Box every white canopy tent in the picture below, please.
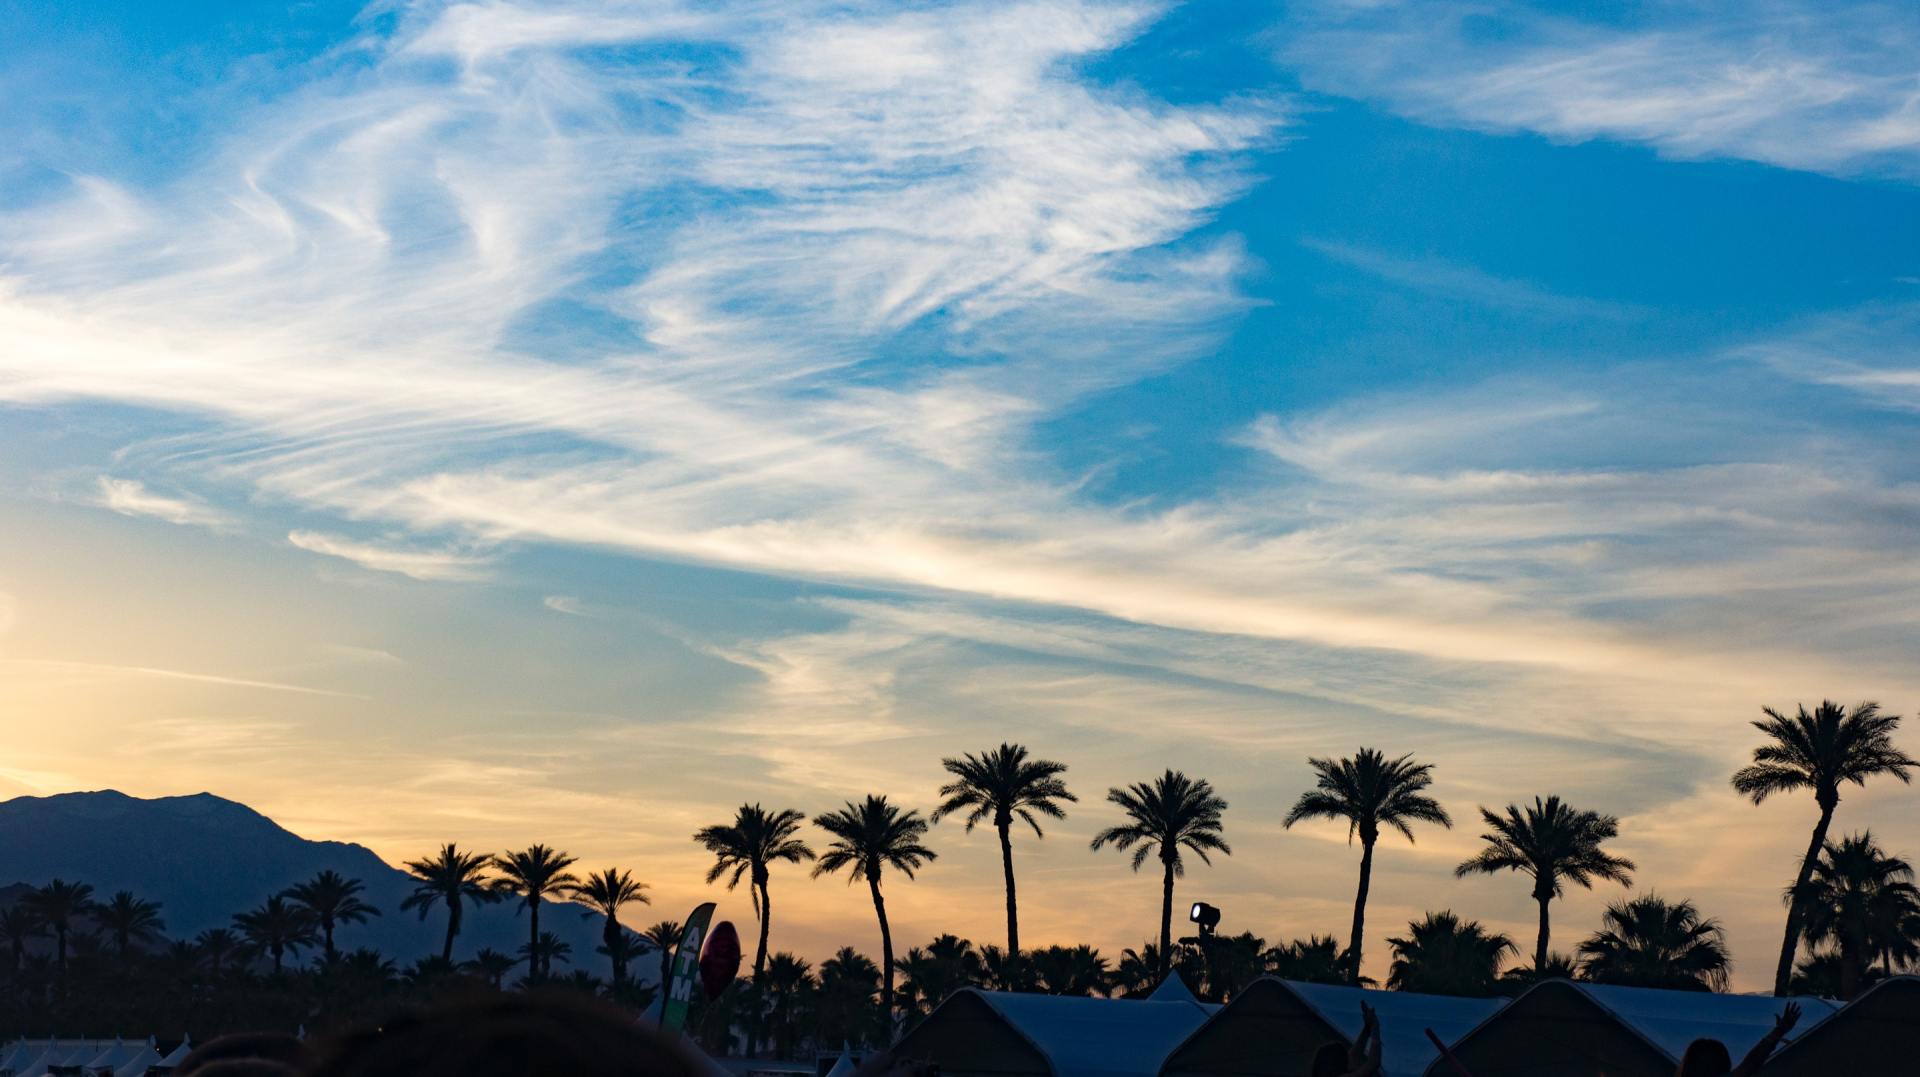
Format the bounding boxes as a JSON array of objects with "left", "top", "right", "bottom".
[
  {"left": 1429, "top": 980, "right": 1837, "bottom": 1077},
  {"left": 1160, "top": 977, "right": 1503, "bottom": 1077},
  {"left": 894, "top": 977, "right": 1218, "bottom": 1077}
]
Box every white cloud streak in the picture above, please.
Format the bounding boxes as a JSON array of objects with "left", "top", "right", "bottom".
[
  {"left": 287, "top": 530, "right": 494, "bottom": 581},
  {"left": 1282, "top": 0, "right": 1920, "bottom": 180},
  {"left": 94, "top": 476, "right": 231, "bottom": 529}
]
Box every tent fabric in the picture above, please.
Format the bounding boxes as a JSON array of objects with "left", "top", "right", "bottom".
[
  {"left": 822, "top": 1050, "right": 855, "bottom": 1077},
  {"left": 1160, "top": 977, "right": 1502, "bottom": 1077},
  {"left": 85, "top": 1039, "right": 143, "bottom": 1071},
  {"left": 896, "top": 988, "right": 1217, "bottom": 1077},
  {"left": 1429, "top": 981, "right": 1838, "bottom": 1077},
  {"left": 111, "top": 1045, "right": 163, "bottom": 1077},
  {"left": 1756, "top": 975, "right": 1919, "bottom": 1075}
]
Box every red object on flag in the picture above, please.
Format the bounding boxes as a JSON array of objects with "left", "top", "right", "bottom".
[{"left": 700, "top": 920, "right": 742, "bottom": 1001}]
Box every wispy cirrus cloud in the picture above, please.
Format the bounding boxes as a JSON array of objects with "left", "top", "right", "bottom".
[
  {"left": 1282, "top": 0, "right": 1920, "bottom": 180},
  {"left": 287, "top": 530, "right": 494, "bottom": 582},
  {"left": 94, "top": 476, "right": 231, "bottom": 529}
]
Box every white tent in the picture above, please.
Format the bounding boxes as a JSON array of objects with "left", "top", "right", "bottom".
[
  {"left": 1759, "top": 975, "right": 1919, "bottom": 1075},
  {"left": 1429, "top": 981, "right": 1838, "bottom": 1077},
  {"left": 84, "top": 1038, "right": 144, "bottom": 1073},
  {"left": 823, "top": 1049, "right": 856, "bottom": 1077},
  {"left": 112, "top": 1043, "right": 163, "bottom": 1077},
  {"left": 894, "top": 980, "right": 1218, "bottom": 1077},
  {"left": 1161, "top": 977, "right": 1503, "bottom": 1077},
  {"left": 154, "top": 1037, "right": 192, "bottom": 1071}
]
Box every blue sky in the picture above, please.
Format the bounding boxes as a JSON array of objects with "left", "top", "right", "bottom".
[{"left": 3, "top": 0, "right": 1920, "bottom": 986}]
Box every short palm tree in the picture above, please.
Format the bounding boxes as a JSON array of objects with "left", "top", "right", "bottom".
[
  {"left": 641, "top": 919, "right": 683, "bottom": 996},
  {"left": 0, "top": 906, "right": 42, "bottom": 975},
  {"left": 464, "top": 947, "right": 519, "bottom": 990},
  {"left": 1795, "top": 831, "right": 1919, "bottom": 999},
  {"left": 1577, "top": 894, "right": 1731, "bottom": 992},
  {"left": 194, "top": 927, "right": 242, "bottom": 978},
  {"left": 284, "top": 869, "right": 380, "bottom": 960},
  {"left": 932, "top": 742, "right": 1077, "bottom": 955},
  {"left": 23, "top": 879, "right": 99, "bottom": 979},
  {"left": 1454, "top": 795, "right": 1634, "bottom": 971},
  {"left": 519, "top": 931, "right": 572, "bottom": 980},
  {"left": 97, "top": 891, "right": 166, "bottom": 960},
  {"left": 1090, "top": 770, "right": 1230, "bottom": 975},
  {"left": 490, "top": 845, "right": 580, "bottom": 982},
  {"left": 694, "top": 804, "right": 815, "bottom": 987},
  {"left": 1386, "top": 911, "right": 1514, "bottom": 996},
  {"left": 401, "top": 843, "right": 498, "bottom": 962},
  {"left": 1266, "top": 935, "right": 1352, "bottom": 986},
  {"left": 760, "top": 952, "right": 814, "bottom": 1059},
  {"left": 1284, "top": 748, "right": 1450, "bottom": 983},
  {"left": 233, "top": 895, "right": 318, "bottom": 974},
  {"left": 812, "top": 795, "right": 937, "bottom": 1024},
  {"left": 1030, "top": 943, "right": 1111, "bottom": 997},
  {"left": 1732, "top": 700, "right": 1915, "bottom": 994},
  {"left": 570, "top": 867, "right": 651, "bottom": 985}
]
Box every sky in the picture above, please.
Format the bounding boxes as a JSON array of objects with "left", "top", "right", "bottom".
[{"left": 2, "top": 0, "right": 1920, "bottom": 990}]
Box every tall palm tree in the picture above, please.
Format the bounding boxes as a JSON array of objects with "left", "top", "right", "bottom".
[
  {"left": 490, "top": 845, "right": 579, "bottom": 982},
  {"left": 694, "top": 804, "right": 815, "bottom": 989},
  {"left": 284, "top": 869, "right": 380, "bottom": 960},
  {"left": 641, "top": 919, "right": 682, "bottom": 996},
  {"left": 1454, "top": 795, "right": 1634, "bottom": 971},
  {"left": 0, "top": 906, "right": 42, "bottom": 975},
  {"left": 1284, "top": 748, "right": 1451, "bottom": 983},
  {"left": 1794, "top": 831, "right": 1919, "bottom": 999},
  {"left": 401, "top": 844, "right": 497, "bottom": 962},
  {"left": 569, "top": 867, "right": 651, "bottom": 986},
  {"left": 194, "top": 927, "right": 242, "bottom": 979},
  {"left": 932, "top": 743, "right": 1077, "bottom": 955},
  {"left": 812, "top": 795, "right": 937, "bottom": 1024},
  {"left": 1577, "top": 894, "right": 1731, "bottom": 992},
  {"left": 233, "top": 895, "right": 318, "bottom": 975},
  {"left": 23, "top": 879, "right": 99, "bottom": 979},
  {"left": 1732, "top": 700, "right": 1915, "bottom": 995},
  {"left": 1089, "top": 769, "right": 1231, "bottom": 974},
  {"left": 1386, "top": 911, "right": 1514, "bottom": 996},
  {"left": 97, "top": 891, "right": 166, "bottom": 960}
]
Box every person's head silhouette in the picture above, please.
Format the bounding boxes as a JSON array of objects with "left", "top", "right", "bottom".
[{"left": 1676, "top": 1038, "right": 1734, "bottom": 1077}]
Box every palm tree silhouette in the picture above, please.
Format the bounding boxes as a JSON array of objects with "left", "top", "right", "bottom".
[
  {"left": 284, "top": 869, "right": 380, "bottom": 960},
  {"left": 23, "top": 879, "right": 99, "bottom": 981},
  {"left": 1030, "top": 943, "right": 1111, "bottom": 997},
  {"left": 694, "top": 804, "right": 815, "bottom": 989},
  {"left": 1089, "top": 769, "right": 1230, "bottom": 975},
  {"left": 1794, "top": 831, "right": 1919, "bottom": 999},
  {"left": 519, "top": 931, "right": 572, "bottom": 981},
  {"left": 97, "top": 891, "right": 166, "bottom": 960},
  {"left": 816, "top": 946, "right": 883, "bottom": 1048},
  {"left": 640, "top": 919, "right": 682, "bottom": 997},
  {"left": 194, "top": 927, "right": 242, "bottom": 979},
  {"left": 760, "top": 952, "right": 813, "bottom": 1059},
  {"left": 1576, "top": 894, "right": 1730, "bottom": 991},
  {"left": 932, "top": 742, "right": 1076, "bottom": 956},
  {"left": 1454, "top": 795, "right": 1634, "bottom": 971},
  {"left": 490, "top": 845, "right": 579, "bottom": 982},
  {"left": 1385, "top": 911, "right": 1513, "bottom": 996},
  {"left": 1284, "top": 748, "right": 1451, "bottom": 983},
  {"left": 1267, "top": 935, "right": 1352, "bottom": 985},
  {"left": 1732, "top": 700, "right": 1915, "bottom": 995},
  {"left": 233, "top": 895, "right": 318, "bottom": 975},
  {"left": 812, "top": 795, "right": 937, "bottom": 1025},
  {"left": 401, "top": 843, "right": 497, "bottom": 962},
  {"left": 570, "top": 867, "right": 651, "bottom": 986},
  {"left": 464, "top": 947, "right": 519, "bottom": 990},
  {"left": 0, "top": 905, "right": 42, "bottom": 976}
]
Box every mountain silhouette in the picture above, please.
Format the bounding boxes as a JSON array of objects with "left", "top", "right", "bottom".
[{"left": 0, "top": 789, "right": 629, "bottom": 975}]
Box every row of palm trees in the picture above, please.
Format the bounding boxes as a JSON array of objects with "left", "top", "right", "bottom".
[{"left": 680, "top": 700, "right": 1914, "bottom": 1011}]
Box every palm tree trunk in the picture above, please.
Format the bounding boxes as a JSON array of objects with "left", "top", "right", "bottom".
[
  {"left": 530, "top": 898, "right": 543, "bottom": 981},
  {"left": 324, "top": 919, "right": 336, "bottom": 961},
  {"left": 1534, "top": 895, "right": 1552, "bottom": 972},
  {"left": 442, "top": 898, "right": 461, "bottom": 963},
  {"left": 1774, "top": 801, "right": 1835, "bottom": 995},
  {"left": 1348, "top": 838, "right": 1375, "bottom": 985},
  {"left": 607, "top": 914, "right": 623, "bottom": 986},
  {"left": 1159, "top": 856, "right": 1175, "bottom": 978},
  {"left": 998, "top": 821, "right": 1020, "bottom": 955},
  {"left": 756, "top": 879, "right": 772, "bottom": 983},
  {"left": 868, "top": 873, "right": 895, "bottom": 1029}
]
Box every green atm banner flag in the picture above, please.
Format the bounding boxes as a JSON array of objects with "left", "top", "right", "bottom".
[{"left": 660, "top": 902, "right": 716, "bottom": 1035}]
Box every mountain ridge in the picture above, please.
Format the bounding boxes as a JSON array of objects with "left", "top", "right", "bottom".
[{"left": 0, "top": 789, "right": 631, "bottom": 977}]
